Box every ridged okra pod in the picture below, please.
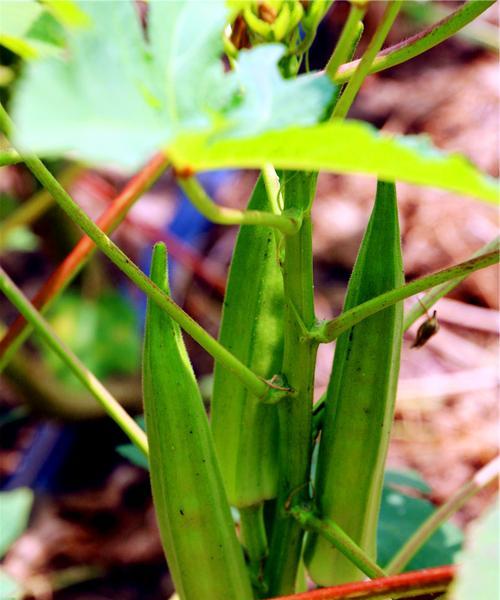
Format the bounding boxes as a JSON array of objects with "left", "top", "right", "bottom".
[
  {"left": 211, "top": 175, "right": 283, "bottom": 509},
  {"left": 305, "top": 181, "right": 404, "bottom": 586},
  {"left": 143, "top": 243, "right": 253, "bottom": 600}
]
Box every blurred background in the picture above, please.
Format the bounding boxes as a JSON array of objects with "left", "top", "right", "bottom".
[{"left": 0, "top": 1, "right": 498, "bottom": 598}]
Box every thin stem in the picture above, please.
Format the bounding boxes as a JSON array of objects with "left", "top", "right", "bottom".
[
  {"left": 0, "top": 147, "right": 22, "bottom": 166},
  {"left": 269, "top": 565, "right": 455, "bottom": 600},
  {"left": 334, "top": 0, "right": 496, "bottom": 84},
  {"left": 386, "top": 457, "right": 500, "bottom": 575},
  {"left": 0, "top": 152, "right": 169, "bottom": 371},
  {"left": 0, "top": 267, "right": 148, "bottom": 456},
  {"left": 326, "top": 2, "right": 366, "bottom": 80},
  {"left": 240, "top": 504, "right": 269, "bottom": 563},
  {"left": 332, "top": 0, "right": 402, "bottom": 119},
  {"left": 261, "top": 163, "right": 283, "bottom": 215},
  {"left": 0, "top": 164, "right": 83, "bottom": 245},
  {"left": 290, "top": 506, "right": 386, "bottom": 580},
  {"left": 0, "top": 106, "right": 271, "bottom": 401},
  {"left": 404, "top": 236, "right": 500, "bottom": 330},
  {"left": 314, "top": 249, "right": 499, "bottom": 343},
  {"left": 177, "top": 176, "right": 301, "bottom": 235}
]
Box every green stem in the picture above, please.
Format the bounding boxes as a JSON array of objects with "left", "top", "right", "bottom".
[
  {"left": 265, "top": 173, "right": 318, "bottom": 596},
  {"left": 404, "top": 236, "right": 500, "bottom": 330},
  {"left": 332, "top": 0, "right": 402, "bottom": 119},
  {"left": 290, "top": 505, "right": 387, "bottom": 580},
  {"left": 0, "top": 164, "right": 83, "bottom": 246},
  {"left": 314, "top": 248, "right": 499, "bottom": 343},
  {"left": 177, "top": 176, "right": 300, "bottom": 235},
  {"left": 334, "top": 0, "right": 496, "bottom": 84},
  {"left": 0, "top": 104, "right": 270, "bottom": 402},
  {"left": 0, "top": 267, "right": 148, "bottom": 456},
  {"left": 386, "top": 456, "right": 500, "bottom": 575},
  {"left": 0, "top": 147, "right": 22, "bottom": 166},
  {"left": 326, "top": 2, "right": 366, "bottom": 80},
  {"left": 240, "top": 504, "right": 269, "bottom": 563}
]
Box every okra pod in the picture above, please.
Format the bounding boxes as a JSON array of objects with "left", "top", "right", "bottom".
[
  {"left": 211, "top": 175, "right": 283, "bottom": 509},
  {"left": 304, "top": 181, "right": 404, "bottom": 585},
  {"left": 143, "top": 243, "right": 253, "bottom": 600}
]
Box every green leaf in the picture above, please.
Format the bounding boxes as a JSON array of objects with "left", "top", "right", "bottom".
[
  {"left": 11, "top": 0, "right": 334, "bottom": 169},
  {"left": 378, "top": 475, "right": 462, "bottom": 571},
  {"left": 0, "top": 488, "right": 34, "bottom": 558},
  {"left": 0, "top": 0, "right": 65, "bottom": 58},
  {"left": 384, "top": 469, "right": 432, "bottom": 494},
  {"left": 37, "top": 292, "right": 140, "bottom": 386},
  {"left": 453, "top": 500, "right": 499, "bottom": 600},
  {"left": 169, "top": 122, "right": 499, "bottom": 203},
  {"left": 222, "top": 45, "right": 334, "bottom": 137}
]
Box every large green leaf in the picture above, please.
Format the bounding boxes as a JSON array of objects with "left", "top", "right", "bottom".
[
  {"left": 0, "top": 0, "right": 65, "bottom": 58},
  {"left": 0, "top": 488, "right": 34, "bottom": 558},
  {"left": 453, "top": 500, "right": 499, "bottom": 600},
  {"left": 169, "top": 122, "right": 499, "bottom": 203},
  {"left": 378, "top": 471, "right": 462, "bottom": 570},
  {"left": 12, "top": 0, "right": 334, "bottom": 169},
  {"left": 37, "top": 291, "right": 140, "bottom": 387}
]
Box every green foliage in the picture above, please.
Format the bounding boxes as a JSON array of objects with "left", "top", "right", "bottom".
[
  {"left": 38, "top": 291, "right": 140, "bottom": 386},
  {"left": 0, "top": 487, "right": 34, "bottom": 558},
  {"left": 378, "top": 471, "right": 462, "bottom": 571},
  {"left": 453, "top": 500, "right": 499, "bottom": 600},
  {"left": 0, "top": 0, "right": 65, "bottom": 58},
  {"left": 12, "top": 0, "right": 333, "bottom": 169},
  {"left": 171, "top": 123, "right": 498, "bottom": 203}
]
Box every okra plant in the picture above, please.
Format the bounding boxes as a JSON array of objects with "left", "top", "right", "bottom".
[{"left": 0, "top": 1, "right": 498, "bottom": 599}]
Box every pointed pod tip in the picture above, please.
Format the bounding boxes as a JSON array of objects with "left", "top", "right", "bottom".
[{"left": 149, "top": 243, "right": 169, "bottom": 294}]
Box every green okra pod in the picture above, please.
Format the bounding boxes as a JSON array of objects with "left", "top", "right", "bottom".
[
  {"left": 304, "top": 181, "right": 404, "bottom": 586},
  {"left": 211, "top": 174, "right": 284, "bottom": 510},
  {"left": 143, "top": 243, "right": 253, "bottom": 600}
]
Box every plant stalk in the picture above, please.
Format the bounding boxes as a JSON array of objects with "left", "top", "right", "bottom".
[
  {"left": 0, "top": 164, "right": 83, "bottom": 245},
  {"left": 290, "top": 506, "right": 386, "bottom": 580},
  {"left": 0, "top": 152, "right": 169, "bottom": 371},
  {"left": 177, "top": 175, "right": 301, "bottom": 235},
  {"left": 326, "top": 2, "right": 366, "bottom": 80},
  {"left": 0, "top": 104, "right": 271, "bottom": 401},
  {"left": 404, "top": 235, "right": 500, "bottom": 330},
  {"left": 334, "top": 0, "right": 496, "bottom": 84},
  {"left": 332, "top": 0, "right": 402, "bottom": 119},
  {"left": 315, "top": 249, "right": 499, "bottom": 343},
  {"left": 269, "top": 565, "right": 455, "bottom": 600},
  {"left": 265, "top": 172, "right": 318, "bottom": 596},
  {"left": 0, "top": 267, "right": 148, "bottom": 456}
]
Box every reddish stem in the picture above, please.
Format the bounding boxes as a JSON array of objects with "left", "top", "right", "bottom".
[
  {"left": 0, "top": 152, "right": 169, "bottom": 360},
  {"left": 271, "top": 566, "right": 455, "bottom": 600}
]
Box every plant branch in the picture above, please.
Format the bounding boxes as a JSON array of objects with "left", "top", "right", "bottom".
[
  {"left": 290, "top": 505, "right": 386, "bottom": 580},
  {"left": 0, "top": 164, "right": 83, "bottom": 246},
  {"left": 332, "top": 0, "right": 403, "bottom": 119},
  {"left": 0, "top": 105, "right": 271, "bottom": 402},
  {"left": 326, "top": 2, "right": 366, "bottom": 80},
  {"left": 0, "top": 147, "right": 22, "bottom": 166},
  {"left": 0, "top": 153, "right": 168, "bottom": 371},
  {"left": 177, "top": 175, "right": 301, "bottom": 235},
  {"left": 334, "top": 0, "right": 496, "bottom": 84},
  {"left": 0, "top": 266, "right": 148, "bottom": 456},
  {"left": 314, "top": 249, "right": 499, "bottom": 343},
  {"left": 404, "top": 235, "right": 500, "bottom": 330},
  {"left": 386, "top": 456, "right": 500, "bottom": 575},
  {"left": 270, "top": 565, "right": 455, "bottom": 600}
]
